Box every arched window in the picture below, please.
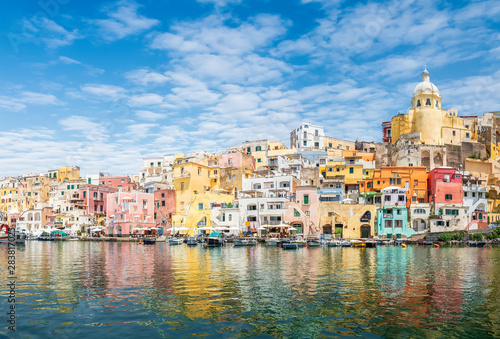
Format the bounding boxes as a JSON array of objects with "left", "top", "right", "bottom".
[
  {"left": 228, "top": 214, "right": 232, "bottom": 221},
  {"left": 416, "top": 100, "right": 421, "bottom": 107},
  {"left": 435, "top": 100, "right": 439, "bottom": 108},
  {"left": 426, "top": 98, "right": 431, "bottom": 106}
]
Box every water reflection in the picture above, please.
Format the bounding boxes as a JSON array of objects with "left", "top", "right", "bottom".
[{"left": 1, "top": 242, "right": 499, "bottom": 338}]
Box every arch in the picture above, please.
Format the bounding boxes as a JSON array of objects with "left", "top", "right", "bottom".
[
  {"left": 421, "top": 150, "right": 431, "bottom": 171},
  {"left": 116, "top": 225, "right": 122, "bottom": 235},
  {"left": 413, "top": 218, "right": 427, "bottom": 232},
  {"left": 28, "top": 213, "right": 33, "bottom": 221},
  {"left": 426, "top": 98, "right": 431, "bottom": 106},
  {"left": 34, "top": 213, "right": 41, "bottom": 221},
  {"left": 322, "top": 224, "right": 332, "bottom": 234},
  {"left": 434, "top": 151, "right": 443, "bottom": 167},
  {"left": 416, "top": 99, "right": 421, "bottom": 107},
  {"left": 360, "top": 224, "right": 371, "bottom": 238},
  {"left": 1, "top": 199, "right": 4, "bottom": 204}
]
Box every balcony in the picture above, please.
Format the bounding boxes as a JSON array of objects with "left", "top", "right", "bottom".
[
  {"left": 174, "top": 171, "right": 191, "bottom": 179},
  {"left": 383, "top": 214, "right": 393, "bottom": 219}
]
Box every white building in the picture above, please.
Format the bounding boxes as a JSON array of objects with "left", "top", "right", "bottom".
[
  {"left": 139, "top": 155, "right": 177, "bottom": 188},
  {"left": 290, "top": 123, "right": 325, "bottom": 151}
]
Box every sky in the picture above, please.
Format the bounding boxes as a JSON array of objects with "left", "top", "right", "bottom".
[{"left": 1, "top": 0, "right": 499, "bottom": 177}]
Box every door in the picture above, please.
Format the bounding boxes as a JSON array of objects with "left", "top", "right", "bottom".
[{"left": 361, "top": 225, "right": 370, "bottom": 238}]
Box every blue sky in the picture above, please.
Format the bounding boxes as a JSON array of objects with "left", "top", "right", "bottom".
[{"left": 1, "top": 0, "right": 499, "bottom": 177}]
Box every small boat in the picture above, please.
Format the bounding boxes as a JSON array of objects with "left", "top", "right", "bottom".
[
  {"left": 467, "top": 241, "right": 486, "bottom": 248},
  {"left": 282, "top": 243, "right": 300, "bottom": 249},
  {"left": 156, "top": 235, "right": 166, "bottom": 242},
  {"left": 290, "top": 238, "right": 306, "bottom": 247},
  {"left": 169, "top": 238, "right": 184, "bottom": 245},
  {"left": 328, "top": 239, "right": 343, "bottom": 247},
  {"left": 306, "top": 236, "right": 321, "bottom": 247},
  {"left": 266, "top": 238, "right": 280, "bottom": 246},
  {"left": 187, "top": 237, "right": 198, "bottom": 246},
  {"left": 401, "top": 243, "right": 407, "bottom": 248},
  {"left": 351, "top": 239, "right": 366, "bottom": 248},
  {"left": 341, "top": 240, "right": 353, "bottom": 247},
  {"left": 233, "top": 238, "right": 257, "bottom": 246},
  {"left": 0, "top": 224, "right": 26, "bottom": 244},
  {"left": 143, "top": 238, "right": 157, "bottom": 245},
  {"left": 434, "top": 243, "right": 440, "bottom": 248},
  {"left": 424, "top": 241, "right": 434, "bottom": 246},
  {"left": 365, "top": 240, "right": 377, "bottom": 248},
  {"left": 206, "top": 232, "right": 224, "bottom": 247}
]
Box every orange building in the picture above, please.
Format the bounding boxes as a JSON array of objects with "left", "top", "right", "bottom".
[{"left": 359, "top": 166, "right": 428, "bottom": 207}]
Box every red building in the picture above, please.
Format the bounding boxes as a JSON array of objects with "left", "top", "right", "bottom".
[
  {"left": 78, "top": 185, "right": 117, "bottom": 216},
  {"left": 382, "top": 121, "right": 392, "bottom": 143},
  {"left": 154, "top": 189, "right": 176, "bottom": 226},
  {"left": 99, "top": 176, "right": 136, "bottom": 192},
  {"left": 428, "top": 167, "right": 463, "bottom": 204}
]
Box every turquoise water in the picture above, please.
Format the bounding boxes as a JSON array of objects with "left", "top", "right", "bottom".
[{"left": 1, "top": 242, "right": 499, "bottom": 338}]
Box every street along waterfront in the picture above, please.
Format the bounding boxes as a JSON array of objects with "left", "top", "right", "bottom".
[{"left": 1, "top": 241, "right": 499, "bottom": 338}]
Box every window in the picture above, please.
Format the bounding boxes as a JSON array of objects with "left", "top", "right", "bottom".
[
  {"left": 445, "top": 194, "right": 452, "bottom": 200},
  {"left": 395, "top": 220, "right": 403, "bottom": 228},
  {"left": 445, "top": 209, "right": 459, "bottom": 216},
  {"left": 329, "top": 143, "right": 332, "bottom": 148},
  {"left": 367, "top": 182, "right": 372, "bottom": 188},
  {"left": 396, "top": 209, "right": 402, "bottom": 215},
  {"left": 436, "top": 100, "right": 439, "bottom": 107},
  {"left": 158, "top": 162, "right": 161, "bottom": 167},
  {"left": 256, "top": 146, "right": 262, "bottom": 151},
  {"left": 384, "top": 220, "right": 393, "bottom": 228},
  {"left": 305, "top": 211, "right": 310, "bottom": 216},
  {"left": 294, "top": 209, "right": 300, "bottom": 217},
  {"left": 466, "top": 133, "right": 470, "bottom": 138},
  {"left": 198, "top": 168, "right": 202, "bottom": 175},
  {"left": 304, "top": 195, "right": 309, "bottom": 205},
  {"left": 143, "top": 200, "right": 147, "bottom": 209},
  {"left": 161, "top": 200, "right": 165, "bottom": 207},
  {"left": 416, "top": 99, "right": 421, "bottom": 107},
  {"left": 198, "top": 203, "right": 203, "bottom": 210},
  {"left": 452, "top": 131, "right": 456, "bottom": 136},
  {"left": 181, "top": 202, "right": 184, "bottom": 209},
  {"left": 385, "top": 195, "right": 391, "bottom": 202},
  {"left": 161, "top": 193, "right": 165, "bottom": 198},
  {"left": 426, "top": 98, "right": 431, "bottom": 106},
  {"left": 398, "top": 195, "right": 405, "bottom": 202},
  {"left": 247, "top": 147, "right": 251, "bottom": 153},
  {"left": 121, "top": 179, "right": 125, "bottom": 184},
  {"left": 257, "top": 158, "right": 262, "bottom": 163},
  {"left": 303, "top": 141, "right": 307, "bottom": 146},
  {"left": 100, "top": 193, "right": 103, "bottom": 200},
  {"left": 419, "top": 199, "right": 424, "bottom": 203},
  {"left": 349, "top": 167, "right": 354, "bottom": 174},
  {"left": 228, "top": 214, "right": 232, "bottom": 221},
  {"left": 151, "top": 162, "right": 154, "bottom": 167},
  {"left": 181, "top": 183, "right": 184, "bottom": 190}
]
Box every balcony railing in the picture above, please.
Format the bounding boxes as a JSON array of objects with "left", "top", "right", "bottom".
[{"left": 174, "top": 171, "right": 191, "bottom": 179}]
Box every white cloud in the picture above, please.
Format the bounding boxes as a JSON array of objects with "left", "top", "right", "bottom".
[
  {"left": 134, "top": 110, "right": 167, "bottom": 121},
  {"left": 81, "top": 84, "right": 127, "bottom": 100},
  {"left": 21, "top": 91, "right": 63, "bottom": 106},
  {"left": 0, "top": 97, "right": 26, "bottom": 112},
  {"left": 94, "top": 1, "right": 159, "bottom": 41},
  {"left": 125, "top": 68, "right": 169, "bottom": 86},
  {"left": 22, "top": 17, "right": 82, "bottom": 49},
  {"left": 196, "top": 0, "right": 242, "bottom": 7},
  {"left": 57, "top": 56, "right": 81, "bottom": 65},
  {"left": 129, "top": 93, "right": 164, "bottom": 106}
]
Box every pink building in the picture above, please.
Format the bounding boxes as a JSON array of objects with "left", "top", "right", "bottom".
[
  {"left": 78, "top": 184, "right": 116, "bottom": 216},
  {"left": 154, "top": 189, "right": 176, "bottom": 226},
  {"left": 428, "top": 167, "right": 463, "bottom": 204},
  {"left": 219, "top": 152, "right": 254, "bottom": 169},
  {"left": 284, "top": 186, "right": 320, "bottom": 235},
  {"left": 99, "top": 176, "right": 136, "bottom": 192},
  {"left": 106, "top": 192, "right": 155, "bottom": 236}
]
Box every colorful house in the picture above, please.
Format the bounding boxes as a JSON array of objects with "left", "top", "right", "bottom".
[
  {"left": 106, "top": 192, "right": 155, "bottom": 236},
  {"left": 376, "top": 187, "right": 415, "bottom": 238},
  {"left": 428, "top": 167, "right": 463, "bottom": 204}
]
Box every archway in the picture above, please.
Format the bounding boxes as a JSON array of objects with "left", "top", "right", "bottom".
[
  {"left": 116, "top": 225, "right": 122, "bottom": 236},
  {"left": 434, "top": 151, "right": 443, "bottom": 167},
  {"left": 421, "top": 150, "right": 431, "bottom": 171},
  {"left": 413, "top": 218, "right": 427, "bottom": 232},
  {"left": 360, "top": 225, "right": 371, "bottom": 238}
]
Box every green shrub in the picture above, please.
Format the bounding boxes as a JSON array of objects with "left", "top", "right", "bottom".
[
  {"left": 438, "top": 233, "right": 453, "bottom": 241},
  {"left": 471, "top": 233, "right": 484, "bottom": 241}
]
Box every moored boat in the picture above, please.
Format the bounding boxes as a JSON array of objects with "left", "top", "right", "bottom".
[
  {"left": 187, "top": 237, "right": 198, "bottom": 246},
  {"left": 328, "top": 239, "right": 343, "bottom": 247},
  {"left": 306, "top": 235, "right": 321, "bottom": 247},
  {"left": 365, "top": 240, "right": 377, "bottom": 248},
  {"left": 169, "top": 238, "right": 184, "bottom": 245},
  {"left": 143, "top": 238, "right": 157, "bottom": 245},
  {"left": 351, "top": 239, "right": 366, "bottom": 248},
  {"left": 233, "top": 238, "right": 257, "bottom": 246},
  {"left": 266, "top": 238, "right": 279, "bottom": 246},
  {"left": 206, "top": 232, "right": 224, "bottom": 247},
  {"left": 282, "top": 242, "right": 300, "bottom": 249},
  {"left": 0, "top": 224, "right": 26, "bottom": 244}
]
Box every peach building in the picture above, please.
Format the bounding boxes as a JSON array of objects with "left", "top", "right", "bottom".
[{"left": 106, "top": 191, "right": 155, "bottom": 236}]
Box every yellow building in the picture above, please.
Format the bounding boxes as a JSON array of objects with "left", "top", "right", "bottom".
[
  {"left": 391, "top": 69, "right": 469, "bottom": 146},
  {"left": 318, "top": 203, "right": 376, "bottom": 238},
  {"left": 172, "top": 157, "right": 234, "bottom": 234},
  {"left": 0, "top": 187, "right": 18, "bottom": 214},
  {"left": 52, "top": 166, "right": 80, "bottom": 183}
]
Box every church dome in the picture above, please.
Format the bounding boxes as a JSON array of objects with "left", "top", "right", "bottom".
[{"left": 413, "top": 68, "right": 440, "bottom": 97}]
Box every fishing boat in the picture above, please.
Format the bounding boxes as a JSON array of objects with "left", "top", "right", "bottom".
[
  {"left": 142, "top": 238, "right": 157, "bottom": 245},
  {"left": 206, "top": 232, "right": 224, "bottom": 247},
  {"left": 0, "top": 224, "right": 26, "bottom": 244},
  {"left": 306, "top": 235, "right": 321, "bottom": 247},
  {"left": 282, "top": 242, "right": 300, "bottom": 249},
  {"left": 351, "top": 239, "right": 366, "bottom": 248},
  {"left": 328, "top": 239, "right": 343, "bottom": 247},
  {"left": 266, "top": 238, "right": 280, "bottom": 246},
  {"left": 233, "top": 238, "right": 257, "bottom": 246},
  {"left": 364, "top": 240, "right": 377, "bottom": 248},
  {"left": 187, "top": 237, "right": 198, "bottom": 246},
  {"left": 169, "top": 238, "right": 184, "bottom": 245}
]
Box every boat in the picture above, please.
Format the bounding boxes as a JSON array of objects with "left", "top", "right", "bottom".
[
  {"left": 142, "top": 238, "right": 157, "bottom": 245},
  {"left": 289, "top": 236, "right": 306, "bottom": 248},
  {"left": 328, "top": 239, "right": 343, "bottom": 247},
  {"left": 187, "top": 237, "right": 198, "bottom": 246},
  {"left": 401, "top": 243, "right": 407, "bottom": 248},
  {"left": 468, "top": 241, "right": 487, "bottom": 248},
  {"left": 306, "top": 235, "right": 321, "bottom": 247},
  {"left": 282, "top": 242, "right": 300, "bottom": 249},
  {"left": 351, "top": 239, "right": 366, "bottom": 248},
  {"left": 156, "top": 235, "right": 166, "bottom": 242},
  {"left": 0, "top": 224, "right": 26, "bottom": 244},
  {"left": 266, "top": 238, "right": 280, "bottom": 246},
  {"left": 169, "top": 238, "right": 184, "bottom": 245},
  {"left": 365, "top": 240, "right": 377, "bottom": 248},
  {"left": 206, "top": 232, "right": 224, "bottom": 247},
  {"left": 233, "top": 238, "right": 257, "bottom": 246},
  {"left": 341, "top": 240, "right": 353, "bottom": 247}
]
